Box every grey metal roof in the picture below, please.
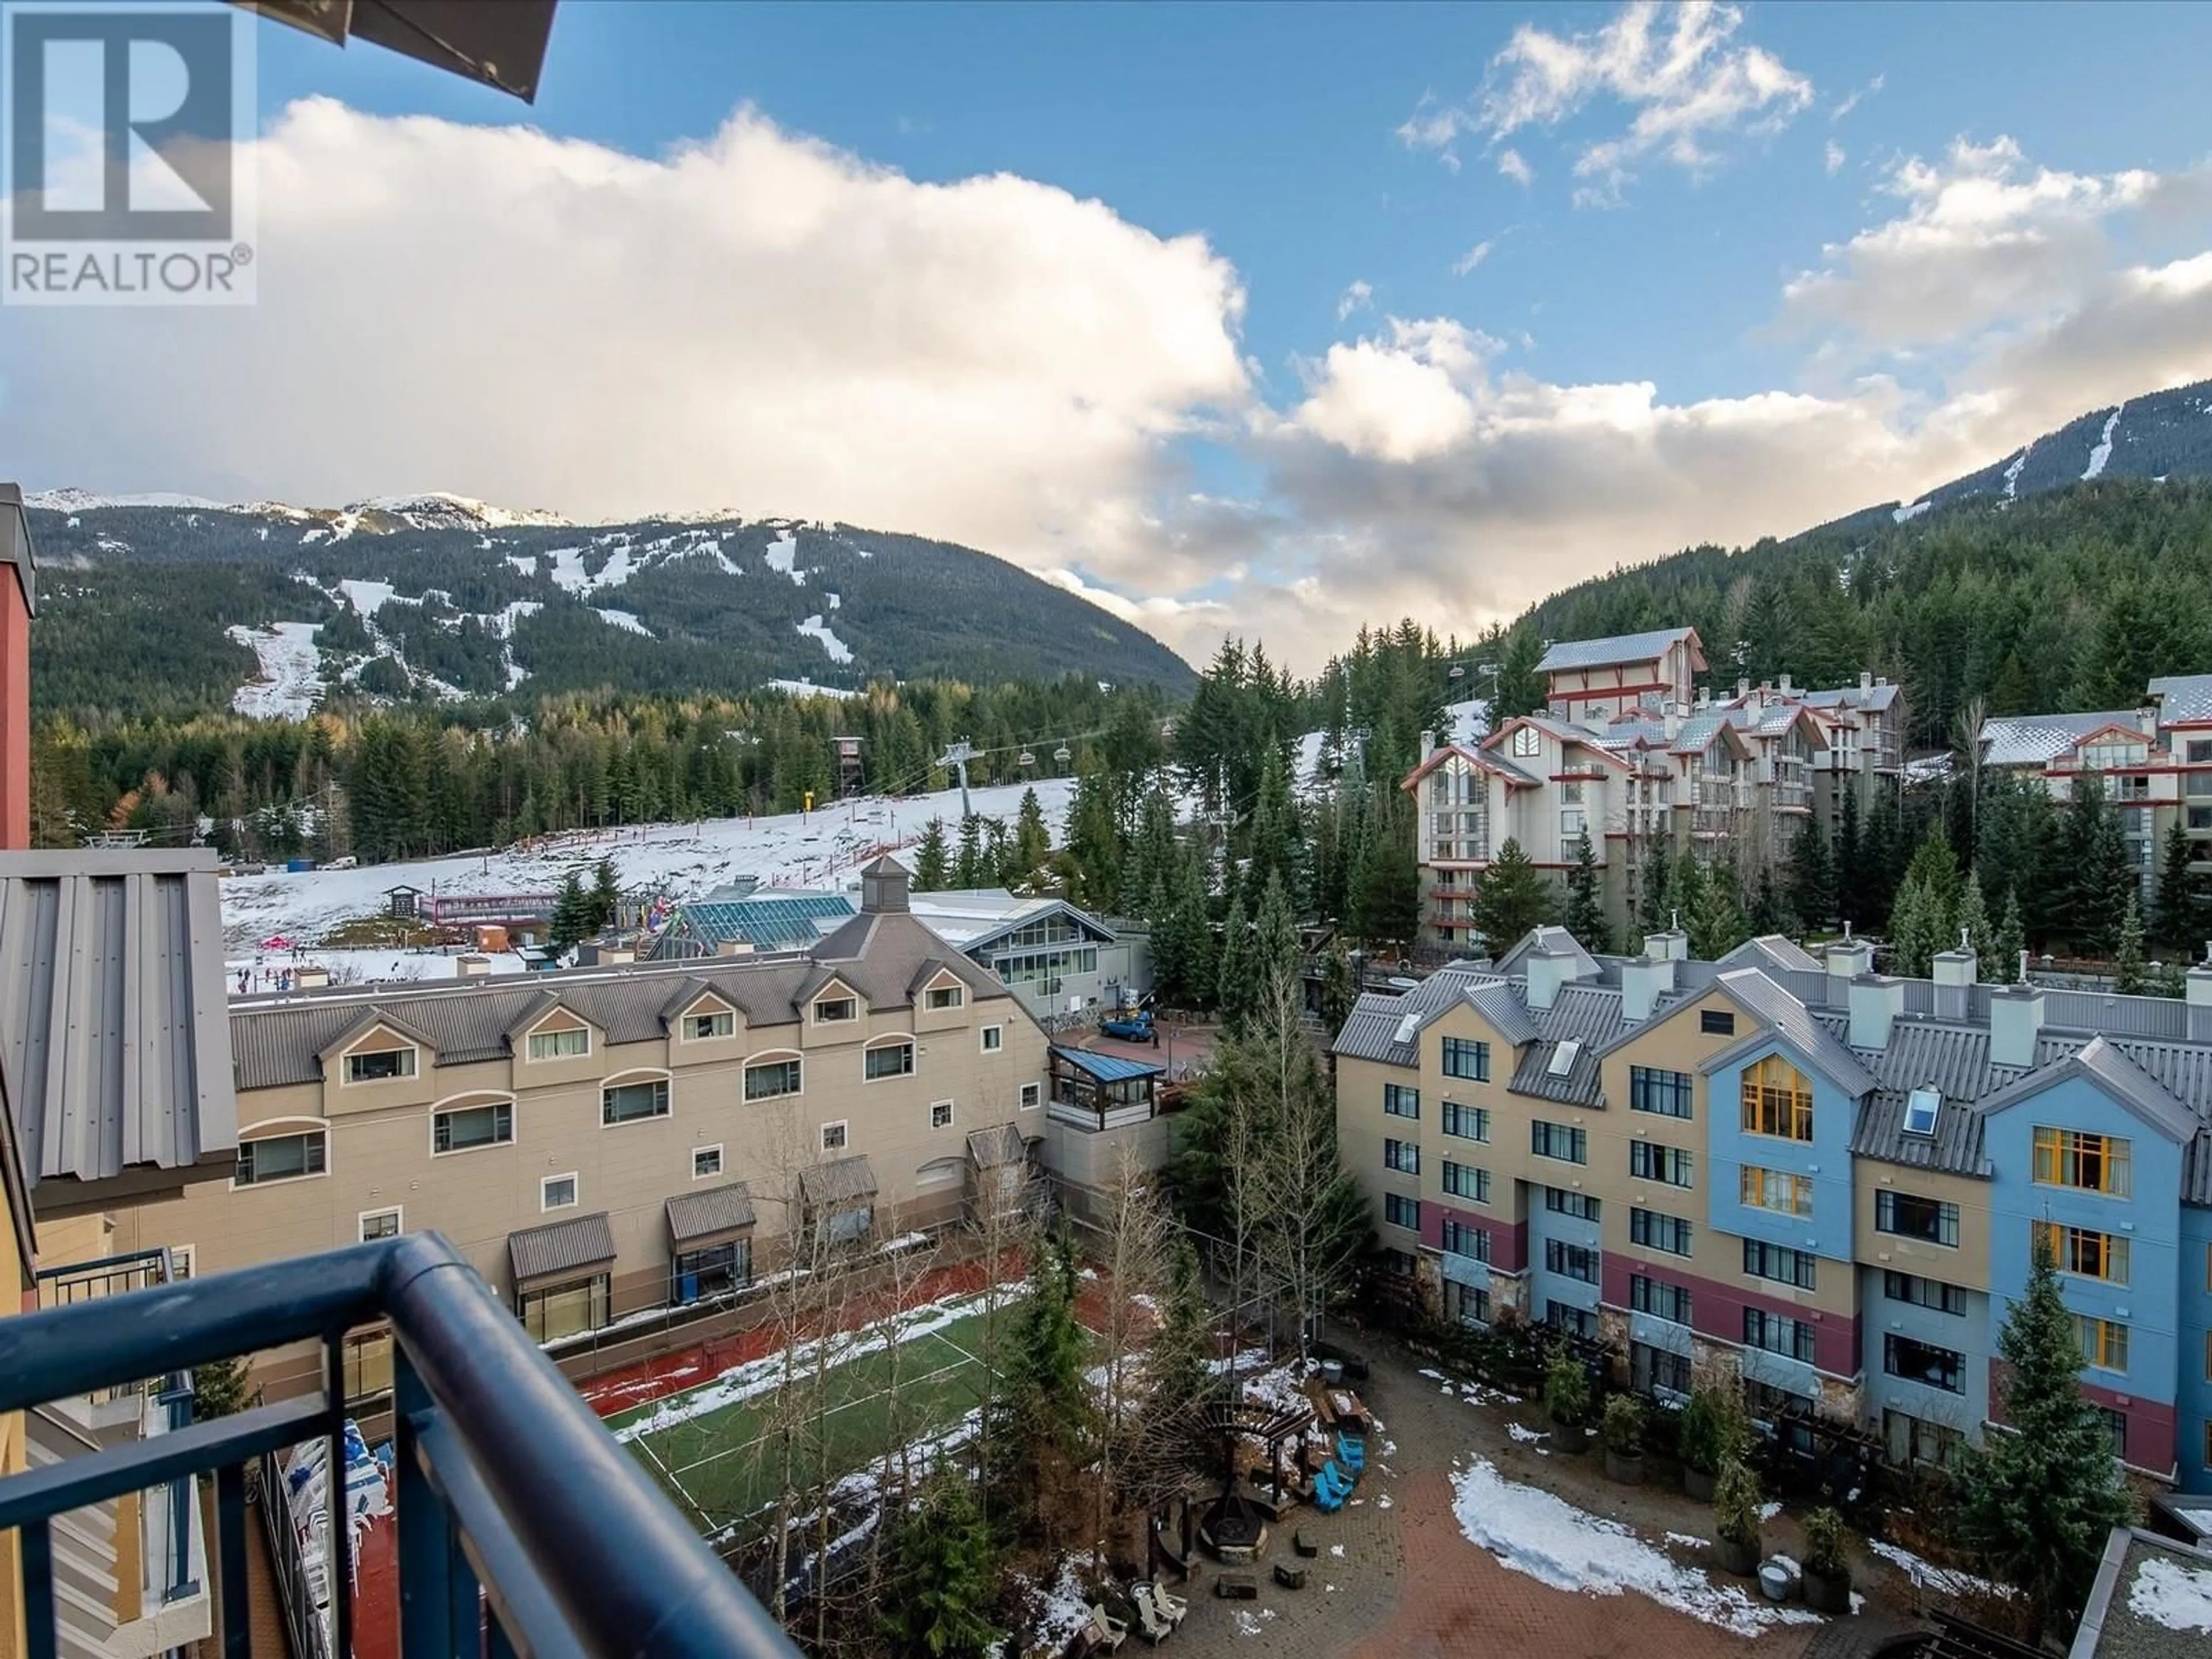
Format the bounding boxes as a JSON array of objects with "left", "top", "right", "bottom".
[
  {"left": 507, "top": 1210, "right": 616, "bottom": 1283},
  {"left": 1975, "top": 1036, "right": 2199, "bottom": 1143},
  {"left": 665, "top": 1182, "right": 757, "bottom": 1245},
  {"left": 1536, "top": 627, "right": 1695, "bottom": 674},
  {"left": 800, "top": 1154, "right": 878, "bottom": 1206},
  {"left": 1669, "top": 711, "right": 1732, "bottom": 755},
  {"left": 966, "top": 1123, "right": 1026, "bottom": 1169},
  {"left": 1719, "top": 935, "right": 1823, "bottom": 975},
  {"left": 1464, "top": 984, "right": 1539, "bottom": 1047},
  {"left": 1696, "top": 969, "right": 1880, "bottom": 1098},
  {"left": 1979, "top": 710, "right": 2140, "bottom": 768},
  {"left": 230, "top": 916, "right": 1013, "bottom": 1090},
  {"left": 0, "top": 851, "right": 237, "bottom": 1207},
  {"left": 2150, "top": 673, "right": 2212, "bottom": 726},
  {"left": 1492, "top": 926, "right": 1602, "bottom": 983},
  {"left": 1330, "top": 965, "right": 1502, "bottom": 1066}
]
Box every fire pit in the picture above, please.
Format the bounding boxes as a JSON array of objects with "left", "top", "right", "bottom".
[{"left": 1198, "top": 1486, "right": 1269, "bottom": 1565}]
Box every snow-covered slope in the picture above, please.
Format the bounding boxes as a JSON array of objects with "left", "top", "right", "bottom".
[
  {"left": 227, "top": 622, "right": 325, "bottom": 720},
  {"left": 218, "top": 776, "right": 1078, "bottom": 950}
]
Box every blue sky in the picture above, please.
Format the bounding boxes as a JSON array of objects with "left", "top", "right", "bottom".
[{"left": 14, "top": 1, "right": 2212, "bottom": 665}]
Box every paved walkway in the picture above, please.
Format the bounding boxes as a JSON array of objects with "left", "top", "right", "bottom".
[{"left": 1156, "top": 1342, "right": 1920, "bottom": 1659}]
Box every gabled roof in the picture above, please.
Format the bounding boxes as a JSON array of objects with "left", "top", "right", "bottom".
[
  {"left": 1974, "top": 1035, "right": 2197, "bottom": 1142},
  {"left": 800, "top": 1154, "right": 879, "bottom": 1206},
  {"left": 965, "top": 1123, "right": 1027, "bottom": 1169},
  {"left": 1487, "top": 715, "right": 1634, "bottom": 771},
  {"left": 317, "top": 1004, "right": 438, "bottom": 1062},
  {"left": 658, "top": 978, "right": 731, "bottom": 1024},
  {"left": 2149, "top": 672, "right": 2212, "bottom": 726},
  {"left": 508, "top": 1210, "right": 616, "bottom": 1283},
  {"left": 1491, "top": 925, "right": 1603, "bottom": 983},
  {"left": 1461, "top": 984, "right": 1539, "bottom": 1048},
  {"left": 2063, "top": 719, "right": 2156, "bottom": 752},
  {"left": 1647, "top": 968, "right": 1878, "bottom": 1097},
  {"left": 665, "top": 1181, "right": 756, "bottom": 1245},
  {"left": 502, "top": 990, "right": 596, "bottom": 1044},
  {"left": 1718, "top": 935, "right": 1824, "bottom": 975},
  {"left": 1400, "top": 742, "right": 1541, "bottom": 792},
  {"left": 1536, "top": 627, "right": 1701, "bottom": 675},
  {"left": 907, "top": 957, "right": 969, "bottom": 998}
]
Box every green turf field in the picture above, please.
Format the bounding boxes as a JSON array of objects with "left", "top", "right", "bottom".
[{"left": 613, "top": 1309, "right": 995, "bottom": 1533}]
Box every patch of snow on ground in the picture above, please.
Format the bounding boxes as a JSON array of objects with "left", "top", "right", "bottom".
[
  {"left": 337, "top": 579, "right": 396, "bottom": 616},
  {"left": 764, "top": 532, "right": 803, "bottom": 584},
  {"left": 546, "top": 547, "right": 590, "bottom": 592},
  {"left": 2084, "top": 402, "right": 2125, "bottom": 480},
  {"left": 216, "top": 775, "right": 1075, "bottom": 951},
  {"left": 1451, "top": 1455, "right": 1820, "bottom": 1637},
  {"left": 228, "top": 622, "right": 323, "bottom": 719},
  {"left": 506, "top": 555, "right": 537, "bottom": 577},
  {"left": 1507, "top": 1422, "right": 1551, "bottom": 1452},
  {"left": 1666, "top": 1532, "right": 1709, "bottom": 1549},
  {"left": 1892, "top": 499, "right": 1931, "bottom": 524},
  {"left": 2002, "top": 442, "right": 2032, "bottom": 500},
  {"left": 1868, "top": 1539, "right": 2011, "bottom": 1601},
  {"left": 765, "top": 679, "right": 859, "bottom": 699},
  {"left": 1027, "top": 1558, "right": 1094, "bottom": 1654},
  {"left": 230, "top": 949, "right": 530, "bottom": 991},
  {"left": 826, "top": 592, "right": 841, "bottom": 609},
  {"left": 595, "top": 607, "right": 653, "bottom": 637},
  {"left": 797, "top": 614, "right": 854, "bottom": 664},
  {"left": 1758, "top": 1502, "right": 1782, "bottom": 1522},
  {"left": 2130, "top": 1555, "right": 2212, "bottom": 1633}
]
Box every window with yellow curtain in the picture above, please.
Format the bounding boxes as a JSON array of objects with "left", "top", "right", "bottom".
[{"left": 1740, "top": 1055, "right": 1814, "bottom": 1141}]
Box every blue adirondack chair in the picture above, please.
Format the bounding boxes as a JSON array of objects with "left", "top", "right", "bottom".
[
  {"left": 1336, "top": 1434, "right": 1365, "bottom": 1474},
  {"left": 1313, "top": 1461, "right": 1351, "bottom": 1505}
]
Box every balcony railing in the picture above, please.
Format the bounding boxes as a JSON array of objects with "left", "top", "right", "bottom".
[{"left": 0, "top": 1232, "right": 802, "bottom": 1659}]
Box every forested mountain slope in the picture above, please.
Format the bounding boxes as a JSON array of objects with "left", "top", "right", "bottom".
[{"left": 24, "top": 495, "right": 1195, "bottom": 718}]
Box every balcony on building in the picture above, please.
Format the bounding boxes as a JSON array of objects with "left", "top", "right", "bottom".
[{"left": 0, "top": 1235, "right": 802, "bottom": 1659}]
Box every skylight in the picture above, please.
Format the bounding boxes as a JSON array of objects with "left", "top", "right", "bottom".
[
  {"left": 1902, "top": 1086, "right": 1941, "bottom": 1138},
  {"left": 1547, "top": 1039, "right": 1582, "bottom": 1078},
  {"left": 1393, "top": 1012, "right": 1421, "bottom": 1046}
]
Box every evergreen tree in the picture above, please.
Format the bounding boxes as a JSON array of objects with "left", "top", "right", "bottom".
[
  {"left": 2062, "top": 773, "right": 2131, "bottom": 955},
  {"left": 1956, "top": 876, "right": 1995, "bottom": 974},
  {"left": 1065, "top": 764, "right": 1124, "bottom": 912},
  {"left": 954, "top": 813, "right": 986, "bottom": 889},
  {"left": 1563, "top": 832, "right": 1607, "bottom": 950},
  {"left": 1885, "top": 872, "right": 1941, "bottom": 977},
  {"left": 1252, "top": 871, "right": 1303, "bottom": 1004},
  {"left": 1244, "top": 750, "right": 1304, "bottom": 911},
  {"left": 1215, "top": 890, "right": 1254, "bottom": 1034},
  {"left": 882, "top": 1469, "right": 1002, "bottom": 1659},
  {"left": 191, "top": 1354, "right": 253, "bottom": 1421},
  {"left": 550, "top": 871, "right": 591, "bottom": 950},
  {"left": 1834, "top": 787, "right": 1863, "bottom": 931},
  {"left": 1350, "top": 803, "right": 1419, "bottom": 948},
  {"left": 1011, "top": 787, "right": 1054, "bottom": 886},
  {"left": 1122, "top": 786, "right": 1175, "bottom": 913},
  {"left": 1747, "top": 863, "right": 1790, "bottom": 939},
  {"left": 1664, "top": 847, "right": 1708, "bottom": 938},
  {"left": 1862, "top": 784, "right": 1904, "bottom": 926},
  {"left": 1153, "top": 852, "right": 1218, "bottom": 1009},
  {"left": 2115, "top": 894, "right": 2148, "bottom": 994},
  {"left": 1994, "top": 889, "right": 2028, "bottom": 984},
  {"left": 1135, "top": 1236, "right": 1221, "bottom": 1476},
  {"left": 1319, "top": 937, "right": 1357, "bottom": 1036},
  {"left": 1470, "top": 838, "right": 1553, "bottom": 953},
  {"left": 2156, "top": 819, "right": 2200, "bottom": 953},
  {"left": 590, "top": 857, "right": 621, "bottom": 933},
  {"left": 988, "top": 1230, "right": 1094, "bottom": 1541},
  {"left": 914, "top": 819, "right": 951, "bottom": 891},
  {"left": 1787, "top": 825, "right": 1835, "bottom": 936},
  {"left": 1637, "top": 838, "right": 1671, "bottom": 934},
  {"left": 1957, "top": 1242, "right": 2137, "bottom": 1633},
  {"left": 1686, "top": 863, "right": 1749, "bottom": 960}
]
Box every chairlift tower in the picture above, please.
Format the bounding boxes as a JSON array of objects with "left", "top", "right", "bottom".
[{"left": 937, "top": 740, "right": 976, "bottom": 820}]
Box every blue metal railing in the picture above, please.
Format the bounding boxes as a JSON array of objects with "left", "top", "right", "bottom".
[{"left": 0, "top": 1232, "right": 803, "bottom": 1659}]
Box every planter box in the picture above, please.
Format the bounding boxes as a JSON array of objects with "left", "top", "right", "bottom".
[
  {"left": 1603, "top": 1448, "right": 1646, "bottom": 1486},
  {"left": 1802, "top": 1568, "right": 1851, "bottom": 1615},
  {"left": 1681, "top": 1466, "right": 1716, "bottom": 1503},
  {"left": 1713, "top": 1537, "right": 1761, "bottom": 1577},
  {"left": 1550, "top": 1423, "right": 1592, "bottom": 1455}
]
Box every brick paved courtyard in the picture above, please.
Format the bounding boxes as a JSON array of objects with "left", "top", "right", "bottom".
[{"left": 1151, "top": 1343, "right": 1927, "bottom": 1659}]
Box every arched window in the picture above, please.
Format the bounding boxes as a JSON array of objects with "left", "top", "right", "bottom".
[{"left": 1740, "top": 1055, "right": 1813, "bottom": 1141}]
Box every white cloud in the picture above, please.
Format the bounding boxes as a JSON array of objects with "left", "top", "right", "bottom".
[
  {"left": 1824, "top": 139, "right": 1845, "bottom": 176},
  {"left": 1400, "top": 1, "right": 1814, "bottom": 198},
  {"left": 1287, "top": 318, "right": 1498, "bottom": 465},
  {"left": 1831, "top": 71, "right": 1883, "bottom": 122},
  {"left": 1337, "top": 279, "right": 1375, "bottom": 321},
  {"left": 1497, "top": 147, "right": 1535, "bottom": 186},
  {"left": 1452, "top": 239, "right": 1497, "bottom": 277},
  {"left": 1780, "top": 135, "right": 2192, "bottom": 349},
  {"left": 0, "top": 99, "right": 1251, "bottom": 602}
]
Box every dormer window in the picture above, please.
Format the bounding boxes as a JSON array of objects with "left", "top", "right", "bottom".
[
  {"left": 527, "top": 1027, "right": 589, "bottom": 1062},
  {"left": 346, "top": 1047, "right": 415, "bottom": 1084},
  {"left": 815, "top": 995, "right": 858, "bottom": 1024},
  {"left": 1511, "top": 727, "right": 1541, "bottom": 759},
  {"left": 926, "top": 984, "right": 964, "bottom": 1012},
  {"left": 685, "top": 1009, "right": 736, "bottom": 1041}
]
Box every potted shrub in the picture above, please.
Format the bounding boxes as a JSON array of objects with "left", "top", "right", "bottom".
[
  {"left": 1800, "top": 1507, "right": 1852, "bottom": 1614},
  {"left": 1711, "top": 1457, "right": 1764, "bottom": 1577},
  {"left": 1543, "top": 1350, "right": 1592, "bottom": 1451},
  {"left": 1601, "top": 1395, "right": 1647, "bottom": 1486},
  {"left": 1676, "top": 1387, "right": 1744, "bottom": 1503}
]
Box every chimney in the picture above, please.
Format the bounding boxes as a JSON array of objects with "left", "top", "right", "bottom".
[
  {"left": 1525, "top": 946, "right": 1573, "bottom": 1012},
  {"left": 1663, "top": 707, "right": 1681, "bottom": 740},
  {"left": 1931, "top": 945, "right": 1976, "bottom": 1020},
  {"left": 1779, "top": 673, "right": 1794, "bottom": 695},
  {"left": 457, "top": 954, "right": 492, "bottom": 979},
  {"left": 1620, "top": 954, "right": 1675, "bottom": 1022},
  {"left": 1859, "top": 670, "right": 1873, "bottom": 692},
  {"left": 1989, "top": 983, "right": 2046, "bottom": 1068},
  {"left": 0, "top": 485, "right": 34, "bottom": 850},
  {"left": 2187, "top": 961, "right": 2212, "bottom": 1043},
  {"left": 1643, "top": 929, "right": 1689, "bottom": 963},
  {"left": 1737, "top": 677, "right": 1751, "bottom": 702},
  {"left": 1825, "top": 934, "right": 1872, "bottom": 999},
  {"left": 1420, "top": 729, "right": 1436, "bottom": 762},
  {"left": 1849, "top": 973, "right": 1905, "bottom": 1050},
  {"left": 2138, "top": 707, "right": 2159, "bottom": 738},
  {"left": 716, "top": 938, "right": 757, "bottom": 958}
]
